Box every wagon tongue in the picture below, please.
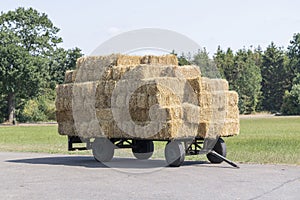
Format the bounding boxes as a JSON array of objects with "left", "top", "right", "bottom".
[
  {"left": 201, "top": 137, "right": 239, "bottom": 168},
  {"left": 209, "top": 151, "right": 240, "bottom": 168}
]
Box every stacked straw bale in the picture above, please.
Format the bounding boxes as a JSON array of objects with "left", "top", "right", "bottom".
[{"left": 56, "top": 54, "right": 239, "bottom": 139}]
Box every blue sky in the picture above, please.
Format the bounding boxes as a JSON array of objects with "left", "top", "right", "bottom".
[{"left": 1, "top": 0, "right": 300, "bottom": 56}]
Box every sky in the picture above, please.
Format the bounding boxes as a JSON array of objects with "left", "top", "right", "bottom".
[{"left": 1, "top": 0, "right": 300, "bottom": 56}]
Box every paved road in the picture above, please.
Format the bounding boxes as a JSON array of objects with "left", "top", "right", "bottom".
[{"left": 0, "top": 152, "right": 299, "bottom": 200}]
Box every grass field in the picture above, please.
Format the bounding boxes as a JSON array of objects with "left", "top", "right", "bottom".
[
  {"left": 225, "top": 117, "right": 300, "bottom": 165},
  {"left": 0, "top": 126, "right": 68, "bottom": 153},
  {"left": 0, "top": 116, "right": 299, "bottom": 165}
]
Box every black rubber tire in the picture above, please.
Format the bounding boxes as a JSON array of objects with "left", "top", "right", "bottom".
[
  {"left": 164, "top": 141, "right": 185, "bottom": 167},
  {"left": 206, "top": 137, "right": 227, "bottom": 164},
  {"left": 132, "top": 140, "right": 154, "bottom": 160},
  {"left": 92, "top": 138, "right": 115, "bottom": 162}
]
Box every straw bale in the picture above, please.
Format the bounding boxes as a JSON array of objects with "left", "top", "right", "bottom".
[
  {"left": 198, "top": 122, "right": 208, "bottom": 138},
  {"left": 64, "top": 70, "right": 75, "bottom": 83},
  {"left": 198, "top": 91, "right": 212, "bottom": 108},
  {"left": 95, "top": 94, "right": 108, "bottom": 109},
  {"left": 140, "top": 55, "right": 178, "bottom": 65},
  {"left": 56, "top": 54, "right": 239, "bottom": 139},
  {"left": 76, "top": 55, "right": 118, "bottom": 70},
  {"left": 122, "top": 65, "right": 175, "bottom": 80},
  {"left": 143, "top": 77, "right": 188, "bottom": 101},
  {"left": 227, "top": 91, "right": 239, "bottom": 106},
  {"left": 96, "top": 108, "right": 113, "bottom": 121},
  {"left": 148, "top": 106, "right": 183, "bottom": 122},
  {"left": 176, "top": 121, "right": 199, "bottom": 139},
  {"left": 75, "top": 54, "right": 177, "bottom": 82},
  {"left": 155, "top": 120, "right": 183, "bottom": 139},
  {"left": 163, "top": 106, "right": 183, "bottom": 121},
  {"left": 153, "top": 120, "right": 198, "bottom": 140},
  {"left": 56, "top": 84, "right": 73, "bottom": 98},
  {"left": 116, "top": 55, "right": 141, "bottom": 66},
  {"left": 113, "top": 64, "right": 200, "bottom": 81},
  {"left": 75, "top": 55, "right": 119, "bottom": 83},
  {"left": 95, "top": 81, "right": 106, "bottom": 96},
  {"left": 111, "top": 65, "right": 133, "bottom": 80},
  {"left": 111, "top": 93, "right": 127, "bottom": 108},
  {"left": 177, "top": 65, "right": 201, "bottom": 79},
  {"left": 136, "top": 93, "right": 148, "bottom": 109},
  {"left": 129, "top": 108, "right": 150, "bottom": 122},
  {"left": 153, "top": 85, "right": 181, "bottom": 106},
  {"left": 98, "top": 120, "right": 114, "bottom": 137},
  {"left": 182, "top": 103, "right": 201, "bottom": 124},
  {"left": 186, "top": 77, "right": 202, "bottom": 94},
  {"left": 101, "top": 67, "right": 113, "bottom": 80},
  {"left": 69, "top": 118, "right": 105, "bottom": 139},
  {"left": 196, "top": 90, "right": 239, "bottom": 138},
  {"left": 220, "top": 119, "right": 240, "bottom": 137},
  {"left": 112, "top": 120, "right": 148, "bottom": 139},
  {"left": 226, "top": 106, "right": 239, "bottom": 119},
  {"left": 58, "top": 122, "right": 76, "bottom": 136},
  {"left": 55, "top": 84, "right": 73, "bottom": 111},
  {"left": 104, "top": 80, "right": 117, "bottom": 96},
  {"left": 103, "top": 121, "right": 136, "bottom": 139},
  {"left": 197, "top": 119, "right": 239, "bottom": 138},
  {"left": 56, "top": 110, "right": 75, "bottom": 136},
  {"left": 56, "top": 111, "right": 73, "bottom": 122},
  {"left": 201, "top": 77, "right": 229, "bottom": 91}
]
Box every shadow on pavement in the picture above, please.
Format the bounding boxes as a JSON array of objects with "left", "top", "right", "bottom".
[
  {"left": 6, "top": 155, "right": 234, "bottom": 169},
  {"left": 6, "top": 156, "right": 107, "bottom": 168}
]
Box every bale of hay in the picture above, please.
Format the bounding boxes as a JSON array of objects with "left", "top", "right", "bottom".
[
  {"left": 140, "top": 55, "right": 178, "bottom": 65},
  {"left": 197, "top": 89, "right": 239, "bottom": 138},
  {"left": 55, "top": 54, "right": 239, "bottom": 139},
  {"left": 64, "top": 70, "right": 76, "bottom": 83},
  {"left": 201, "top": 77, "right": 229, "bottom": 91}
]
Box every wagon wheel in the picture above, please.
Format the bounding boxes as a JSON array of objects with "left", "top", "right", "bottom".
[
  {"left": 132, "top": 140, "right": 154, "bottom": 160},
  {"left": 165, "top": 141, "right": 185, "bottom": 167},
  {"left": 206, "top": 137, "right": 227, "bottom": 164},
  {"left": 92, "top": 138, "right": 115, "bottom": 162}
]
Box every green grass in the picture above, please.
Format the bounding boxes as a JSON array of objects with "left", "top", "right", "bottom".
[
  {"left": 224, "top": 117, "right": 300, "bottom": 165},
  {"left": 0, "top": 126, "right": 87, "bottom": 154},
  {"left": 0, "top": 116, "right": 300, "bottom": 165}
]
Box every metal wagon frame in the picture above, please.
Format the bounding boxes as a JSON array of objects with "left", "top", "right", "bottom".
[{"left": 67, "top": 135, "right": 238, "bottom": 168}]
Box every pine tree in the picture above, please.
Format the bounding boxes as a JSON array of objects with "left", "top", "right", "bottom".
[{"left": 261, "top": 42, "right": 289, "bottom": 112}]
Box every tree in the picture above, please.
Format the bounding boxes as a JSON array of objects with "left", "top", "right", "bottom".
[
  {"left": 214, "top": 47, "right": 236, "bottom": 88},
  {"left": 281, "top": 73, "right": 300, "bottom": 115},
  {"left": 193, "top": 48, "right": 221, "bottom": 78},
  {"left": 233, "top": 49, "right": 262, "bottom": 114},
  {"left": 48, "top": 47, "right": 82, "bottom": 86},
  {"left": 287, "top": 33, "right": 300, "bottom": 76},
  {"left": 279, "top": 33, "right": 300, "bottom": 115},
  {"left": 214, "top": 46, "right": 226, "bottom": 78},
  {"left": 171, "top": 50, "right": 192, "bottom": 66},
  {"left": 0, "top": 7, "right": 82, "bottom": 123},
  {"left": 214, "top": 47, "right": 262, "bottom": 113},
  {"left": 260, "top": 42, "right": 289, "bottom": 112}
]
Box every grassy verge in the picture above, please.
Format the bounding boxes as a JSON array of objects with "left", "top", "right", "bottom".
[
  {"left": 0, "top": 116, "right": 299, "bottom": 165},
  {"left": 224, "top": 117, "right": 300, "bottom": 165},
  {"left": 0, "top": 126, "right": 89, "bottom": 155}
]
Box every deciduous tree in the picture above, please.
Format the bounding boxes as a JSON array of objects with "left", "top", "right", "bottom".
[{"left": 0, "top": 7, "right": 82, "bottom": 123}]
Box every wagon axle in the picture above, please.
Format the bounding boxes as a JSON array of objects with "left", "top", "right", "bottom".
[{"left": 68, "top": 136, "right": 239, "bottom": 168}]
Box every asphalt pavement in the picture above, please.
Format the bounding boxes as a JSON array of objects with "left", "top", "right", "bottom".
[{"left": 0, "top": 152, "right": 299, "bottom": 200}]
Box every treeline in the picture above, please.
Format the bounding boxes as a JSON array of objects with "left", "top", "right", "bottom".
[
  {"left": 1, "top": 7, "right": 299, "bottom": 123},
  {"left": 177, "top": 35, "right": 300, "bottom": 115}
]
